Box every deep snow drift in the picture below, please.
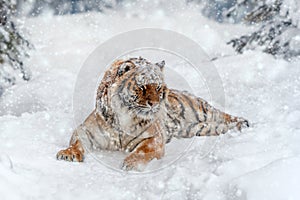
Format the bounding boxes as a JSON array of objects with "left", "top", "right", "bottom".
[{"left": 0, "top": 9, "right": 300, "bottom": 200}]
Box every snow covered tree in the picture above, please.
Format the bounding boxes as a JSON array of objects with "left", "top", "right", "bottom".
[
  {"left": 189, "top": 0, "right": 299, "bottom": 60},
  {"left": 0, "top": 0, "right": 31, "bottom": 96},
  {"left": 188, "top": 0, "right": 257, "bottom": 23},
  {"left": 27, "top": 0, "right": 118, "bottom": 16},
  {"left": 226, "top": 0, "right": 300, "bottom": 60}
]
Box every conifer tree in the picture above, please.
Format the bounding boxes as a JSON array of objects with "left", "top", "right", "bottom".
[
  {"left": 0, "top": 0, "right": 31, "bottom": 95},
  {"left": 226, "top": 0, "right": 300, "bottom": 60}
]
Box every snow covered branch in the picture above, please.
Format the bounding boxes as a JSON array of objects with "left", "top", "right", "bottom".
[{"left": 226, "top": 0, "right": 300, "bottom": 60}]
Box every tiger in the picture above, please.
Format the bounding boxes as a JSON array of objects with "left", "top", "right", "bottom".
[{"left": 56, "top": 57, "right": 249, "bottom": 171}]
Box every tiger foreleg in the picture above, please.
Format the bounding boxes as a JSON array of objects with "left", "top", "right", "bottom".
[{"left": 122, "top": 135, "right": 165, "bottom": 171}]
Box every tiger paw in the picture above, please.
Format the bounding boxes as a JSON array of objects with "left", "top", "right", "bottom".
[
  {"left": 122, "top": 154, "right": 146, "bottom": 171},
  {"left": 56, "top": 148, "right": 84, "bottom": 162}
]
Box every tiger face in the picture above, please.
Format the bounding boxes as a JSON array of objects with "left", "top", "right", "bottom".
[{"left": 116, "top": 58, "right": 166, "bottom": 118}]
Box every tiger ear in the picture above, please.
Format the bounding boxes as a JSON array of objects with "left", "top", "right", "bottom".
[
  {"left": 156, "top": 60, "right": 165, "bottom": 71},
  {"left": 117, "top": 62, "right": 132, "bottom": 76}
]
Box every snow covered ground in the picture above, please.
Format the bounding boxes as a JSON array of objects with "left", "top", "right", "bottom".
[{"left": 1, "top": 8, "right": 300, "bottom": 200}]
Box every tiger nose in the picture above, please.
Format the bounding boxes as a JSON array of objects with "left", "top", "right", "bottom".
[{"left": 147, "top": 101, "right": 158, "bottom": 107}]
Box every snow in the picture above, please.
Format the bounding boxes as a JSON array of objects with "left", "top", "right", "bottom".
[{"left": 1, "top": 8, "right": 300, "bottom": 200}]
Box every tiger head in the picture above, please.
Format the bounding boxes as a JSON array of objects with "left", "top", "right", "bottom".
[{"left": 113, "top": 57, "right": 167, "bottom": 118}]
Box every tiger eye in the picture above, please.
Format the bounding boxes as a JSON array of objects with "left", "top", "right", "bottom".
[
  {"left": 159, "top": 92, "right": 164, "bottom": 99},
  {"left": 141, "top": 86, "right": 146, "bottom": 96},
  {"left": 131, "top": 95, "right": 137, "bottom": 100}
]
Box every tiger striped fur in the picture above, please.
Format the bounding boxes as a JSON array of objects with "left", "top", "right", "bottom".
[{"left": 56, "top": 57, "right": 249, "bottom": 171}]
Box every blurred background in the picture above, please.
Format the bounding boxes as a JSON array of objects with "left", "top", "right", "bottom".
[{"left": 0, "top": 0, "right": 299, "bottom": 95}]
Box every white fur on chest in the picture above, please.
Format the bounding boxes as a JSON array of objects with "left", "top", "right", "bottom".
[{"left": 110, "top": 88, "right": 141, "bottom": 134}]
